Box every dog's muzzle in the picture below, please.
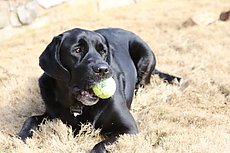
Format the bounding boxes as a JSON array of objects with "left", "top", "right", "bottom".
[{"left": 72, "top": 87, "right": 99, "bottom": 106}]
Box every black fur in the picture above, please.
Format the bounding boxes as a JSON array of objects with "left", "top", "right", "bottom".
[{"left": 18, "top": 28, "right": 180, "bottom": 153}]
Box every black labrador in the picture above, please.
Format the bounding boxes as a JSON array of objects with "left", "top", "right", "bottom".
[{"left": 18, "top": 28, "right": 180, "bottom": 152}]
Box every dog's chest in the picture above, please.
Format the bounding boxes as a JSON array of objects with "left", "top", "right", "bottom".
[{"left": 71, "top": 102, "right": 109, "bottom": 127}]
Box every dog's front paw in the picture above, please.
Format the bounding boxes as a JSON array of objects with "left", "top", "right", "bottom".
[{"left": 90, "top": 143, "right": 108, "bottom": 153}]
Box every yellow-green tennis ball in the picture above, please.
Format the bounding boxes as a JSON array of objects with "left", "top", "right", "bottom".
[{"left": 92, "top": 77, "right": 116, "bottom": 99}]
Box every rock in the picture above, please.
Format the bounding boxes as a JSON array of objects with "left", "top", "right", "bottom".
[
  {"left": 182, "top": 18, "right": 196, "bottom": 28},
  {"left": 0, "top": 10, "right": 9, "bottom": 29},
  {"left": 17, "top": 0, "right": 38, "bottom": 25},
  {"left": 182, "top": 11, "right": 218, "bottom": 27},
  {"left": 37, "top": 0, "right": 68, "bottom": 9},
  {"left": 219, "top": 10, "right": 230, "bottom": 21},
  {"left": 191, "top": 11, "right": 217, "bottom": 26},
  {"left": 0, "top": 1, "right": 9, "bottom": 29},
  {"left": 10, "top": 12, "right": 22, "bottom": 27}
]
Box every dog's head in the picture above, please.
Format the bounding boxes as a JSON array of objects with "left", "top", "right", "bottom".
[{"left": 39, "top": 28, "right": 112, "bottom": 106}]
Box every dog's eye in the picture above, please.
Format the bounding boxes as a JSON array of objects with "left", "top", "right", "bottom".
[
  {"left": 100, "top": 48, "right": 106, "bottom": 54},
  {"left": 73, "top": 46, "right": 82, "bottom": 53},
  {"left": 98, "top": 44, "right": 106, "bottom": 54}
]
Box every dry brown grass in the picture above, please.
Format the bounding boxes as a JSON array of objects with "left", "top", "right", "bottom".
[{"left": 0, "top": 0, "right": 230, "bottom": 152}]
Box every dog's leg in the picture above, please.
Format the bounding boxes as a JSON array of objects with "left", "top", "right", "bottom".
[
  {"left": 91, "top": 132, "right": 137, "bottom": 153},
  {"left": 129, "top": 36, "right": 181, "bottom": 86},
  {"left": 129, "top": 36, "right": 156, "bottom": 88},
  {"left": 90, "top": 103, "right": 138, "bottom": 153},
  {"left": 90, "top": 136, "right": 116, "bottom": 153},
  {"left": 18, "top": 113, "right": 50, "bottom": 141},
  {"left": 152, "top": 69, "right": 181, "bottom": 84}
]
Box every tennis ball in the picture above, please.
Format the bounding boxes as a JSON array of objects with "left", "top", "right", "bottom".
[{"left": 92, "top": 77, "right": 116, "bottom": 99}]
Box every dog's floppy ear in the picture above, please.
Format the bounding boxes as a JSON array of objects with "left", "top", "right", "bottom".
[{"left": 39, "top": 35, "right": 70, "bottom": 82}]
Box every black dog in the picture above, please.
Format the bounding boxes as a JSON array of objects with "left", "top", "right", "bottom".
[{"left": 18, "top": 28, "right": 180, "bottom": 152}]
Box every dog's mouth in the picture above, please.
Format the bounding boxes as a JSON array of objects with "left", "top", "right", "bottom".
[{"left": 72, "top": 87, "right": 99, "bottom": 106}]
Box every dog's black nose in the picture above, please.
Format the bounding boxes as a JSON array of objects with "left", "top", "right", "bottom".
[{"left": 93, "top": 63, "right": 109, "bottom": 75}]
